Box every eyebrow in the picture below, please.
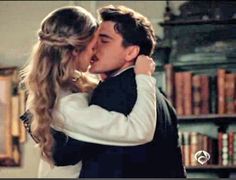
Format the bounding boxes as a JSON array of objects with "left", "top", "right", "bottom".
[{"left": 99, "top": 33, "right": 113, "bottom": 40}]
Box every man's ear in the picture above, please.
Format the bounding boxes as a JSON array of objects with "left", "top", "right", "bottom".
[{"left": 125, "top": 45, "right": 140, "bottom": 62}]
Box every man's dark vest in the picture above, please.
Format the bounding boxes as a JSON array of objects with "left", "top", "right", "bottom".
[
  {"left": 52, "top": 68, "right": 186, "bottom": 178},
  {"left": 79, "top": 68, "right": 186, "bottom": 178}
]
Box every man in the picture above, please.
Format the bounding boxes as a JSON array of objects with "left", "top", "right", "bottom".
[{"left": 52, "top": 5, "right": 186, "bottom": 178}]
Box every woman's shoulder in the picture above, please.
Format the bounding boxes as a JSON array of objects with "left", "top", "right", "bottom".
[{"left": 59, "top": 92, "right": 89, "bottom": 108}]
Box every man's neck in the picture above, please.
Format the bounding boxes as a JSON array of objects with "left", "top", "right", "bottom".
[
  {"left": 105, "top": 64, "right": 135, "bottom": 78},
  {"left": 105, "top": 62, "right": 134, "bottom": 77}
]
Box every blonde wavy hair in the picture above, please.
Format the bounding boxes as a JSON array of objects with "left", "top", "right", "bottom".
[{"left": 20, "top": 6, "right": 98, "bottom": 164}]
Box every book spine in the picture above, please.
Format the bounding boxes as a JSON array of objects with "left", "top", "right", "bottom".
[
  {"left": 222, "top": 133, "right": 228, "bottom": 166},
  {"left": 190, "top": 132, "right": 198, "bottom": 166},
  {"left": 225, "top": 73, "right": 235, "bottom": 114},
  {"left": 207, "top": 136, "right": 213, "bottom": 164},
  {"left": 175, "top": 72, "right": 184, "bottom": 115},
  {"left": 182, "top": 132, "right": 190, "bottom": 166},
  {"left": 200, "top": 75, "right": 210, "bottom": 114},
  {"left": 217, "top": 69, "right": 226, "bottom": 114},
  {"left": 218, "top": 132, "right": 223, "bottom": 165},
  {"left": 228, "top": 132, "right": 234, "bottom": 165},
  {"left": 235, "top": 74, "right": 236, "bottom": 113},
  {"left": 192, "top": 75, "right": 201, "bottom": 115},
  {"left": 183, "top": 72, "right": 192, "bottom": 115},
  {"left": 178, "top": 132, "right": 185, "bottom": 164},
  {"left": 234, "top": 133, "right": 236, "bottom": 165},
  {"left": 201, "top": 134, "right": 212, "bottom": 164}
]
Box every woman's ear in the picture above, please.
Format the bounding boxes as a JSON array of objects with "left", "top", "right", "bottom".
[
  {"left": 125, "top": 45, "right": 140, "bottom": 62},
  {"left": 72, "top": 48, "right": 79, "bottom": 57}
]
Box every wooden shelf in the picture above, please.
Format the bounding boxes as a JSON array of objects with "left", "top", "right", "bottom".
[
  {"left": 186, "top": 165, "right": 236, "bottom": 171},
  {"left": 186, "top": 165, "right": 236, "bottom": 178},
  {"left": 173, "top": 61, "right": 236, "bottom": 69},
  {"left": 154, "top": 61, "right": 236, "bottom": 71},
  {"left": 178, "top": 114, "right": 236, "bottom": 124},
  {"left": 159, "top": 18, "right": 236, "bottom": 26}
]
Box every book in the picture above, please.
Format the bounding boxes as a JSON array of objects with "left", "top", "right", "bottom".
[
  {"left": 235, "top": 74, "right": 236, "bottom": 114},
  {"left": 190, "top": 132, "right": 199, "bottom": 166},
  {"left": 182, "top": 132, "right": 191, "bottom": 166},
  {"left": 192, "top": 75, "right": 201, "bottom": 115},
  {"left": 234, "top": 133, "right": 236, "bottom": 165},
  {"left": 222, "top": 133, "right": 229, "bottom": 166},
  {"left": 228, "top": 132, "right": 234, "bottom": 165},
  {"left": 225, "top": 73, "right": 235, "bottom": 114},
  {"left": 200, "top": 75, "right": 210, "bottom": 114},
  {"left": 183, "top": 72, "right": 192, "bottom": 115},
  {"left": 218, "top": 132, "right": 223, "bottom": 165},
  {"left": 207, "top": 136, "right": 213, "bottom": 164},
  {"left": 175, "top": 72, "right": 184, "bottom": 115},
  {"left": 217, "top": 69, "right": 226, "bottom": 114},
  {"left": 178, "top": 132, "right": 185, "bottom": 163}
]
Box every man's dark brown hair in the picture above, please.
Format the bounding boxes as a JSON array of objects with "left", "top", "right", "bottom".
[{"left": 98, "top": 5, "right": 156, "bottom": 56}]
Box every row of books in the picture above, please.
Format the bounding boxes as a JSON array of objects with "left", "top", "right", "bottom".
[
  {"left": 179, "top": 131, "right": 217, "bottom": 166},
  {"left": 164, "top": 64, "right": 236, "bottom": 115},
  {"left": 0, "top": 67, "right": 27, "bottom": 166},
  {"left": 218, "top": 69, "right": 236, "bottom": 114},
  {"left": 218, "top": 132, "right": 236, "bottom": 166},
  {"left": 179, "top": 131, "right": 236, "bottom": 167}
]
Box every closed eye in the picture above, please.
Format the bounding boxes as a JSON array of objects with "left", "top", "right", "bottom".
[
  {"left": 99, "top": 33, "right": 113, "bottom": 44},
  {"left": 101, "top": 39, "right": 109, "bottom": 43}
]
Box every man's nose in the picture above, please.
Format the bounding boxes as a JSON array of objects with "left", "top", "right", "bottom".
[{"left": 92, "top": 41, "right": 98, "bottom": 52}]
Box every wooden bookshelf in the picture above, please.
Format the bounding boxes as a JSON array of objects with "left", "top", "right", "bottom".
[
  {"left": 159, "top": 2, "right": 236, "bottom": 178},
  {"left": 186, "top": 165, "right": 236, "bottom": 170},
  {"left": 159, "top": 18, "right": 236, "bottom": 26},
  {"left": 178, "top": 114, "right": 236, "bottom": 126},
  {"left": 186, "top": 165, "right": 236, "bottom": 177},
  {"left": 173, "top": 61, "right": 236, "bottom": 71},
  {"left": 186, "top": 165, "right": 236, "bottom": 178},
  {"left": 178, "top": 114, "right": 236, "bottom": 122},
  {"left": 155, "top": 61, "right": 236, "bottom": 72}
]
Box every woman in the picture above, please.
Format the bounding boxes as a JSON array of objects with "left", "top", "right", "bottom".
[{"left": 21, "top": 6, "right": 156, "bottom": 177}]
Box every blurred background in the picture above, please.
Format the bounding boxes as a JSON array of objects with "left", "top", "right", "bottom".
[{"left": 0, "top": 1, "right": 185, "bottom": 67}]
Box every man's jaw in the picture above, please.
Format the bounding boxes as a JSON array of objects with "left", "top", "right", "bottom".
[
  {"left": 89, "top": 65, "right": 116, "bottom": 77},
  {"left": 89, "top": 55, "right": 129, "bottom": 77}
]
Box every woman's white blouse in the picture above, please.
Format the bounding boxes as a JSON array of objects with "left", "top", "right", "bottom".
[{"left": 38, "top": 74, "right": 156, "bottom": 178}]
